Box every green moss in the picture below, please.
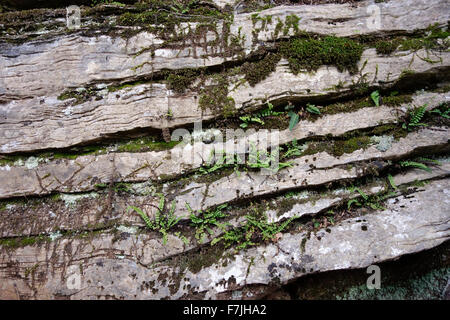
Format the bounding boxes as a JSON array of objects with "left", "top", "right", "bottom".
[
  {"left": 0, "top": 235, "right": 50, "bottom": 249},
  {"left": 273, "top": 17, "right": 283, "bottom": 39},
  {"left": 116, "top": 136, "right": 179, "bottom": 153},
  {"left": 322, "top": 93, "right": 412, "bottom": 116},
  {"left": 241, "top": 53, "right": 281, "bottom": 86},
  {"left": 332, "top": 136, "right": 372, "bottom": 157},
  {"left": 186, "top": 244, "right": 227, "bottom": 273},
  {"left": 281, "top": 36, "right": 364, "bottom": 75},
  {"left": 165, "top": 69, "right": 199, "bottom": 94},
  {"left": 322, "top": 98, "right": 372, "bottom": 115},
  {"left": 375, "top": 40, "right": 399, "bottom": 55},
  {"left": 57, "top": 87, "right": 99, "bottom": 105},
  {"left": 303, "top": 134, "right": 374, "bottom": 157},
  {"left": 382, "top": 94, "right": 413, "bottom": 106},
  {"left": 199, "top": 74, "right": 236, "bottom": 118},
  {"left": 370, "top": 124, "right": 408, "bottom": 140}
]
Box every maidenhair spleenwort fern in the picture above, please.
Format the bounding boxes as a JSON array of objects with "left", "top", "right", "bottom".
[
  {"left": 399, "top": 157, "right": 441, "bottom": 172},
  {"left": 240, "top": 102, "right": 283, "bottom": 128},
  {"left": 128, "top": 194, "right": 182, "bottom": 245},
  {"left": 402, "top": 105, "right": 427, "bottom": 130},
  {"left": 347, "top": 186, "right": 396, "bottom": 211},
  {"left": 186, "top": 203, "right": 229, "bottom": 243},
  {"left": 306, "top": 103, "right": 321, "bottom": 115},
  {"left": 211, "top": 214, "right": 297, "bottom": 249},
  {"left": 387, "top": 174, "right": 398, "bottom": 190},
  {"left": 431, "top": 103, "right": 450, "bottom": 119},
  {"left": 399, "top": 160, "right": 432, "bottom": 172}
]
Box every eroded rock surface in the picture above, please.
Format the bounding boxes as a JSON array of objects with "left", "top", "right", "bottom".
[{"left": 0, "top": 0, "right": 449, "bottom": 300}]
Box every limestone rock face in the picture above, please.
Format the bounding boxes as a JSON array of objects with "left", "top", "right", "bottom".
[{"left": 0, "top": 0, "right": 449, "bottom": 300}]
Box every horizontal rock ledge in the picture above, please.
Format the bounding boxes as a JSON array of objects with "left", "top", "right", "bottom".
[
  {"left": 1, "top": 157, "right": 448, "bottom": 239},
  {"left": 189, "top": 178, "right": 450, "bottom": 299},
  {"left": 166, "top": 128, "right": 449, "bottom": 220},
  {"left": 1, "top": 175, "right": 447, "bottom": 299},
  {"left": 1, "top": 49, "right": 449, "bottom": 154},
  {"left": 0, "top": 90, "right": 447, "bottom": 199},
  {"left": 1, "top": 127, "right": 447, "bottom": 224},
  {"left": 0, "top": 0, "right": 448, "bottom": 101}
]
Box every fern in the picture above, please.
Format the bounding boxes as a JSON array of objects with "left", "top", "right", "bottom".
[
  {"left": 387, "top": 174, "right": 398, "bottom": 190},
  {"left": 370, "top": 90, "right": 380, "bottom": 107},
  {"left": 246, "top": 215, "right": 294, "bottom": 242},
  {"left": 306, "top": 103, "right": 321, "bottom": 115},
  {"left": 282, "top": 139, "right": 303, "bottom": 159},
  {"left": 414, "top": 157, "right": 441, "bottom": 165},
  {"left": 431, "top": 106, "right": 450, "bottom": 119},
  {"left": 211, "top": 214, "right": 296, "bottom": 249},
  {"left": 288, "top": 111, "right": 299, "bottom": 131},
  {"left": 128, "top": 194, "right": 182, "bottom": 245},
  {"left": 400, "top": 160, "right": 432, "bottom": 172},
  {"left": 347, "top": 198, "right": 362, "bottom": 209},
  {"left": 128, "top": 206, "right": 152, "bottom": 229},
  {"left": 187, "top": 203, "right": 228, "bottom": 242},
  {"left": 239, "top": 102, "right": 283, "bottom": 128},
  {"left": 403, "top": 105, "right": 427, "bottom": 130}
]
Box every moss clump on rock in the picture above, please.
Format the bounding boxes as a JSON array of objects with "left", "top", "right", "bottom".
[
  {"left": 199, "top": 74, "right": 236, "bottom": 118},
  {"left": 332, "top": 136, "right": 372, "bottom": 157},
  {"left": 281, "top": 36, "right": 364, "bottom": 75},
  {"left": 382, "top": 94, "right": 413, "bottom": 106},
  {"left": 165, "top": 69, "right": 199, "bottom": 94},
  {"left": 375, "top": 40, "right": 399, "bottom": 55},
  {"left": 241, "top": 53, "right": 281, "bottom": 87}
]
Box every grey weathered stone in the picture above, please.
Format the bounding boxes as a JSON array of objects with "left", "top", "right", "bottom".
[
  {"left": 0, "top": 113, "right": 448, "bottom": 200},
  {"left": 1, "top": 48, "right": 448, "bottom": 153},
  {"left": 0, "top": 0, "right": 449, "bottom": 301},
  {"left": 1, "top": 175, "right": 447, "bottom": 299},
  {"left": 1, "top": 0, "right": 448, "bottom": 101}
]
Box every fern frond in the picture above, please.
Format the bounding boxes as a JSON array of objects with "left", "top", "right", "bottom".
[
  {"left": 414, "top": 157, "right": 441, "bottom": 165},
  {"left": 387, "top": 174, "right": 398, "bottom": 190},
  {"left": 306, "top": 104, "right": 321, "bottom": 115},
  {"left": 128, "top": 206, "right": 153, "bottom": 229},
  {"left": 400, "top": 161, "right": 432, "bottom": 172},
  {"left": 410, "top": 105, "right": 426, "bottom": 125}
]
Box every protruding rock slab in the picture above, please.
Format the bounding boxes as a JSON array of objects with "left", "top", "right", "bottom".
[
  {"left": 0, "top": 110, "right": 448, "bottom": 199},
  {"left": 1, "top": 48, "right": 448, "bottom": 153},
  {"left": 1, "top": 176, "right": 448, "bottom": 299},
  {"left": 1, "top": 0, "right": 448, "bottom": 100}
]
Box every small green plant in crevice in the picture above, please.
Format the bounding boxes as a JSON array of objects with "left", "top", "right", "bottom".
[
  {"left": 186, "top": 203, "right": 229, "bottom": 243},
  {"left": 247, "top": 144, "right": 293, "bottom": 172},
  {"left": 402, "top": 105, "right": 427, "bottom": 131},
  {"left": 387, "top": 174, "right": 398, "bottom": 191},
  {"left": 246, "top": 214, "right": 295, "bottom": 242},
  {"left": 211, "top": 214, "right": 296, "bottom": 250},
  {"left": 347, "top": 186, "right": 395, "bottom": 211},
  {"left": 285, "top": 103, "right": 299, "bottom": 131},
  {"left": 128, "top": 194, "right": 182, "bottom": 245},
  {"left": 399, "top": 157, "right": 441, "bottom": 173},
  {"left": 281, "top": 139, "right": 304, "bottom": 159},
  {"left": 198, "top": 152, "right": 240, "bottom": 175},
  {"left": 306, "top": 103, "right": 321, "bottom": 115},
  {"left": 370, "top": 90, "right": 380, "bottom": 107},
  {"left": 430, "top": 103, "right": 450, "bottom": 119},
  {"left": 239, "top": 102, "right": 283, "bottom": 128}
]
